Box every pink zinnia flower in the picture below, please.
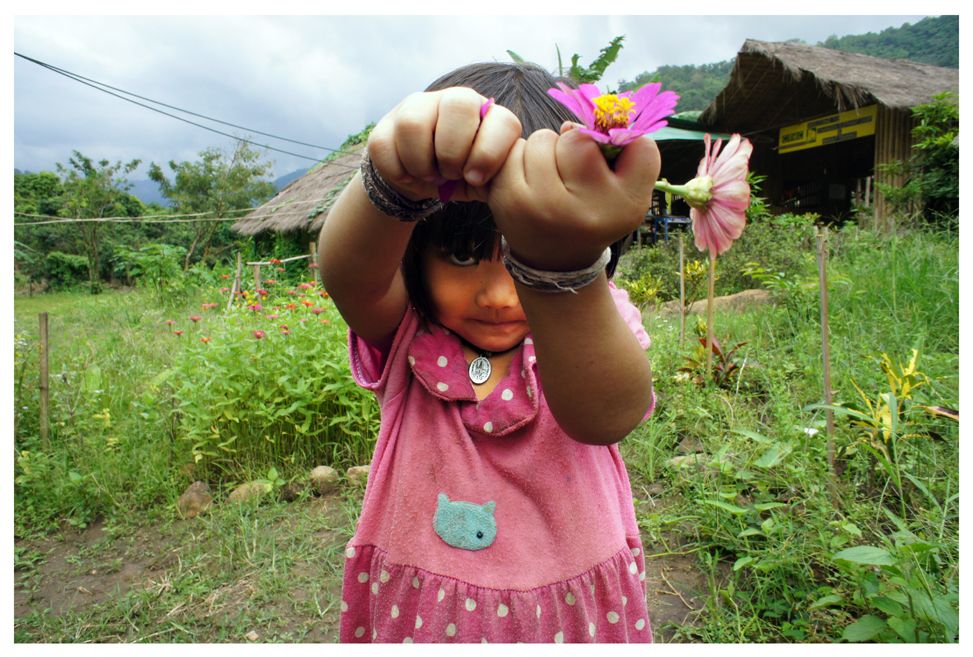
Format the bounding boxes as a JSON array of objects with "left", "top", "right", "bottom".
[
  {"left": 311, "top": 307, "right": 324, "bottom": 315},
  {"left": 189, "top": 315, "right": 201, "bottom": 323},
  {"left": 548, "top": 82, "right": 679, "bottom": 154},
  {"left": 687, "top": 134, "right": 753, "bottom": 256},
  {"left": 174, "top": 329, "right": 184, "bottom": 336},
  {"left": 252, "top": 330, "right": 266, "bottom": 339}
]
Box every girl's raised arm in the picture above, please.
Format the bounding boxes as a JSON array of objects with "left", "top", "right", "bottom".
[
  {"left": 488, "top": 128, "right": 660, "bottom": 445},
  {"left": 319, "top": 89, "right": 522, "bottom": 346}
]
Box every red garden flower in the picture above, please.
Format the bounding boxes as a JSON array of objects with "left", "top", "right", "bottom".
[
  {"left": 311, "top": 307, "right": 324, "bottom": 315},
  {"left": 174, "top": 329, "right": 184, "bottom": 336},
  {"left": 200, "top": 336, "right": 211, "bottom": 344},
  {"left": 189, "top": 315, "right": 201, "bottom": 323},
  {"left": 252, "top": 330, "right": 266, "bottom": 339}
]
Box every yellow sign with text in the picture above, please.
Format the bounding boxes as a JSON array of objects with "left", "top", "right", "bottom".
[{"left": 779, "top": 105, "right": 878, "bottom": 154}]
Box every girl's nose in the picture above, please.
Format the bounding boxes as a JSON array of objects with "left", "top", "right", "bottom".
[{"left": 476, "top": 259, "right": 519, "bottom": 310}]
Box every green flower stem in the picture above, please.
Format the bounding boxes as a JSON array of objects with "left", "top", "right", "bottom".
[
  {"left": 706, "top": 251, "right": 716, "bottom": 381},
  {"left": 655, "top": 176, "right": 714, "bottom": 209}
]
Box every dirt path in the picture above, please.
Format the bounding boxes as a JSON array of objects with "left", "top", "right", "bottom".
[{"left": 15, "top": 492, "right": 708, "bottom": 643}]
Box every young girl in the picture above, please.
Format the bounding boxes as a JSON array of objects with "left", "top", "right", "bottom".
[{"left": 319, "top": 62, "right": 660, "bottom": 643}]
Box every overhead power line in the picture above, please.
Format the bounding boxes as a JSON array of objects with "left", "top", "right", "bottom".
[{"left": 14, "top": 52, "right": 362, "bottom": 170}]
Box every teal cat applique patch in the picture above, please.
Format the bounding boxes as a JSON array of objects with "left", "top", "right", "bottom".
[{"left": 433, "top": 493, "right": 497, "bottom": 551}]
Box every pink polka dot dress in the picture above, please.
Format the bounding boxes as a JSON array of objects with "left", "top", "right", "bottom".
[{"left": 339, "top": 285, "right": 655, "bottom": 643}]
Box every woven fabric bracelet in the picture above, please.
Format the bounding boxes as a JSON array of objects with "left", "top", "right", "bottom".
[
  {"left": 501, "top": 237, "right": 611, "bottom": 294},
  {"left": 359, "top": 151, "right": 443, "bottom": 222}
]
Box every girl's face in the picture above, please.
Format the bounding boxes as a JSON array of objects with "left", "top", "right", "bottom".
[{"left": 422, "top": 245, "right": 529, "bottom": 353}]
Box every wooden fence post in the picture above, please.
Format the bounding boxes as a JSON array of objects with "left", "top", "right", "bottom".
[
  {"left": 253, "top": 264, "right": 262, "bottom": 291},
  {"left": 816, "top": 226, "right": 836, "bottom": 475},
  {"left": 226, "top": 252, "right": 242, "bottom": 313},
  {"left": 678, "top": 233, "right": 686, "bottom": 346},
  {"left": 38, "top": 312, "right": 50, "bottom": 450},
  {"left": 309, "top": 241, "right": 320, "bottom": 285}
]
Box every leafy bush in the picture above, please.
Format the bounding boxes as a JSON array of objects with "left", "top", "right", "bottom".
[
  {"left": 43, "top": 251, "right": 90, "bottom": 289},
  {"left": 617, "top": 212, "right": 819, "bottom": 302},
  {"left": 168, "top": 283, "right": 379, "bottom": 481}
]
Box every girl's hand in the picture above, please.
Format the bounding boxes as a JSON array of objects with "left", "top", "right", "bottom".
[
  {"left": 365, "top": 88, "right": 523, "bottom": 203},
  {"left": 487, "top": 122, "right": 661, "bottom": 270}
]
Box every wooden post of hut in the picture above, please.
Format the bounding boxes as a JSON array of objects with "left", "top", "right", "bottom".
[{"left": 873, "top": 106, "right": 915, "bottom": 234}]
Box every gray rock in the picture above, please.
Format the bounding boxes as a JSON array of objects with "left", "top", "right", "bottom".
[
  {"left": 227, "top": 481, "right": 272, "bottom": 504},
  {"left": 346, "top": 465, "right": 371, "bottom": 486},
  {"left": 310, "top": 465, "right": 340, "bottom": 496},
  {"left": 176, "top": 481, "right": 212, "bottom": 519}
]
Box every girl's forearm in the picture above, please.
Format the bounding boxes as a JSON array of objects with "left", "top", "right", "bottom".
[
  {"left": 318, "top": 172, "right": 415, "bottom": 345},
  {"left": 516, "top": 276, "right": 653, "bottom": 445}
]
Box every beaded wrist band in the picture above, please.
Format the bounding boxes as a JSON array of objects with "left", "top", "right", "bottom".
[
  {"left": 359, "top": 151, "right": 443, "bottom": 222},
  {"left": 501, "top": 237, "right": 611, "bottom": 294}
]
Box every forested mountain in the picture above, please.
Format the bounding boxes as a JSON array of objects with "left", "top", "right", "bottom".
[
  {"left": 819, "top": 15, "right": 958, "bottom": 68},
  {"left": 617, "top": 15, "right": 958, "bottom": 112}
]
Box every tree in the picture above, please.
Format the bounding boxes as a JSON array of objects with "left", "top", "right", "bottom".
[
  {"left": 149, "top": 140, "right": 276, "bottom": 269},
  {"left": 56, "top": 152, "right": 142, "bottom": 293}
]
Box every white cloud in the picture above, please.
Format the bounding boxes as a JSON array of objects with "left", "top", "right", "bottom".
[{"left": 13, "top": 14, "right": 932, "bottom": 178}]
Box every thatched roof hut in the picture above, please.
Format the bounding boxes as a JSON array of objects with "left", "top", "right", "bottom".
[
  {"left": 231, "top": 142, "right": 364, "bottom": 237},
  {"left": 700, "top": 39, "right": 958, "bottom": 226}
]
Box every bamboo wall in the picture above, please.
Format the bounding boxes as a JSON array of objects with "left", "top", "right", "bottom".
[{"left": 872, "top": 106, "right": 915, "bottom": 232}]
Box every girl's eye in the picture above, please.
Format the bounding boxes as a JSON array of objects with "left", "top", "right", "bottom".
[{"left": 448, "top": 253, "right": 478, "bottom": 267}]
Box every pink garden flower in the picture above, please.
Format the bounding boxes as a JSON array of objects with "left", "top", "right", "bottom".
[
  {"left": 311, "top": 307, "right": 324, "bottom": 315},
  {"left": 174, "top": 329, "right": 184, "bottom": 336},
  {"left": 686, "top": 134, "right": 753, "bottom": 256},
  {"left": 189, "top": 315, "right": 201, "bottom": 323},
  {"left": 252, "top": 330, "right": 266, "bottom": 339},
  {"left": 547, "top": 82, "right": 678, "bottom": 154}
]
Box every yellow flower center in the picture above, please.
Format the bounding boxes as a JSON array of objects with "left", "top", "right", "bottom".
[{"left": 592, "top": 94, "right": 636, "bottom": 132}]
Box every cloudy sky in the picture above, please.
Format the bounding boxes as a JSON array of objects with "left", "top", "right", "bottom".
[{"left": 10, "top": 8, "right": 945, "bottom": 181}]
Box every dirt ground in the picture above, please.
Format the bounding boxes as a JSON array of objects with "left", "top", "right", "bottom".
[{"left": 14, "top": 490, "right": 709, "bottom": 643}]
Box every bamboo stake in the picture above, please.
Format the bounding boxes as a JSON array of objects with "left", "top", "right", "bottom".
[
  {"left": 705, "top": 252, "right": 716, "bottom": 380},
  {"left": 678, "top": 233, "right": 686, "bottom": 345},
  {"left": 226, "top": 252, "right": 242, "bottom": 313},
  {"left": 309, "top": 241, "right": 320, "bottom": 285},
  {"left": 816, "top": 227, "right": 835, "bottom": 474},
  {"left": 38, "top": 312, "right": 50, "bottom": 450}
]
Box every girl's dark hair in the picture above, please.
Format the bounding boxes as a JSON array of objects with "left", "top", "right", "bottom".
[{"left": 402, "top": 62, "right": 627, "bottom": 321}]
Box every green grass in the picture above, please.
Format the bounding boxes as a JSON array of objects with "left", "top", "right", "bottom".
[
  {"left": 14, "top": 224, "right": 959, "bottom": 642},
  {"left": 621, "top": 225, "right": 958, "bottom": 642}
]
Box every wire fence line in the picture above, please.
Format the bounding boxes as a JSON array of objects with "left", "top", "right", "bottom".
[{"left": 13, "top": 193, "right": 348, "bottom": 228}]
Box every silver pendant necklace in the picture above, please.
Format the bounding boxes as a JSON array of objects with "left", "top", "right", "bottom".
[{"left": 468, "top": 353, "right": 492, "bottom": 385}]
